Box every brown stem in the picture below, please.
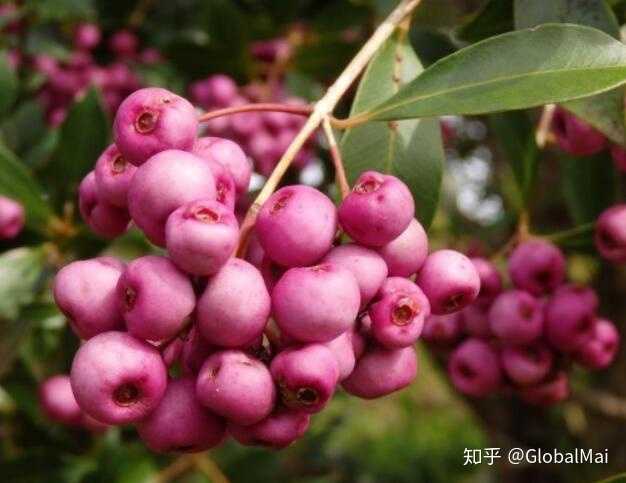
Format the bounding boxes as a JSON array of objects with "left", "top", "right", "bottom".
[
  {"left": 322, "top": 117, "right": 350, "bottom": 199},
  {"left": 192, "top": 454, "right": 230, "bottom": 483},
  {"left": 152, "top": 455, "right": 195, "bottom": 483},
  {"left": 199, "top": 103, "right": 313, "bottom": 123},
  {"left": 575, "top": 387, "right": 626, "bottom": 420},
  {"left": 535, "top": 103, "right": 556, "bottom": 148}
]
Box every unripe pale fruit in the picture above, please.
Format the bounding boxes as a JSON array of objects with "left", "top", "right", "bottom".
[
  {"left": 501, "top": 344, "right": 553, "bottom": 386},
  {"left": 137, "top": 377, "right": 225, "bottom": 453},
  {"left": 79, "top": 171, "right": 130, "bottom": 238},
  {"left": 551, "top": 107, "right": 606, "bottom": 156},
  {"left": 271, "top": 344, "right": 339, "bottom": 413},
  {"left": 461, "top": 305, "right": 491, "bottom": 339},
  {"left": 322, "top": 243, "right": 388, "bottom": 308},
  {"left": 197, "top": 258, "right": 270, "bottom": 348},
  {"left": 595, "top": 204, "right": 626, "bottom": 263},
  {"left": 508, "top": 240, "right": 565, "bottom": 296},
  {"left": 448, "top": 339, "right": 501, "bottom": 397},
  {"left": 0, "top": 195, "right": 25, "bottom": 239},
  {"left": 196, "top": 350, "right": 275, "bottom": 425},
  {"left": 39, "top": 375, "right": 82, "bottom": 426},
  {"left": 193, "top": 137, "right": 251, "bottom": 197},
  {"left": 322, "top": 332, "right": 357, "bottom": 381},
  {"left": 422, "top": 313, "right": 463, "bottom": 346},
  {"left": 470, "top": 257, "right": 502, "bottom": 307},
  {"left": 94, "top": 144, "right": 137, "bottom": 208},
  {"left": 545, "top": 285, "right": 598, "bottom": 353},
  {"left": 574, "top": 318, "right": 620, "bottom": 369},
  {"left": 518, "top": 371, "right": 569, "bottom": 406},
  {"left": 369, "top": 288, "right": 430, "bottom": 349},
  {"left": 377, "top": 219, "right": 428, "bottom": 277},
  {"left": 165, "top": 199, "right": 239, "bottom": 276},
  {"left": 417, "top": 250, "right": 480, "bottom": 315},
  {"left": 117, "top": 256, "right": 195, "bottom": 341},
  {"left": 128, "top": 149, "right": 216, "bottom": 246},
  {"left": 70, "top": 331, "right": 167, "bottom": 424},
  {"left": 488, "top": 290, "right": 543, "bottom": 345},
  {"left": 114, "top": 88, "right": 198, "bottom": 166},
  {"left": 272, "top": 263, "right": 360, "bottom": 343},
  {"left": 256, "top": 185, "right": 337, "bottom": 267},
  {"left": 228, "top": 408, "right": 310, "bottom": 449},
  {"left": 338, "top": 171, "right": 414, "bottom": 247},
  {"left": 342, "top": 345, "right": 417, "bottom": 399},
  {"left": 53, "top": 257, "right": 125, "bottom": 339}
]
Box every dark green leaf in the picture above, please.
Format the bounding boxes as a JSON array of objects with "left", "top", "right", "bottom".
[
  {"left": 1, "top": 101, "right": 47, "bottom": 156},
  {"left": 0, "top": 51, "right": 18, "bottom": 117},
  {"left": 457, "top": 0, "right": 514, "bottom": 43},
  {"left": 340, "top": 31, "right": 444, "bottom": 228},
  {"left": 365, "top": 25, "right": 626, "bottom": 121}
]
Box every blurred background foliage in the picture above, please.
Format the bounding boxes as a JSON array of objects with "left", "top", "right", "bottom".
[{"left": 2, "top": 0, "right": 626, "bottom": 482}]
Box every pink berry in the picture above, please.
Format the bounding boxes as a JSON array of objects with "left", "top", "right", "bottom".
[
  {"left": 595, "top": 204, "right": 626, "bottom": 263},
  {"left": 501, "top": 344, "right": 553, "bottom": 386},
  {"left": 128, "top": 149, "right": 216, "bottom": 246},
  {"left": 272, "top": 263, "right": 360, "bottom": 343},
  {"left": 70, "top": 331, "right": 167, "bottom": 424},
  {"left": 189, "top": 75, "right": 238, "bottom": 107},
  {"left": 0, "top": 195, "right": 24, "bottom": 239},
  {"left": 165, "top": 199, "right": 239, "bottom": 275},
  {"left": 508, "top": 240, "right": 565, "bottom": 296},
  {"left": 544, "top": 284, "right": 597, "bottom": 352},
  {"left": 117, "top": 256, "right": 195, "bottom": 341},
  {"left": 377, "top": 219, "right": 428, "bottom": 277},
  {"left": 322, "top": 243, "right": 388, "bottom": 308},
  {"left": 109, "top": 29, "right": 138, "bottom": 57},
  {"left": 192, "top": 137, "right": 251, "bottom": 197},
  {"left": 461, "top": 305, "right": 491, "bottom": 339},
  {"left": 470, "top": 257, "right": 502, "bottom": 307},
  {"left": 161, "top": 337, "right": 185, "bottom": 368},
  {"left": 256, "top": 185, "right": 337, "bottom": 267},
  {"left": 196, "top": 350, "right": 275, "bottom": 425},
  {"left": 114, "top": 88, "right": 198, "bottom": 166},
  {"left": 416, "top": 250, "right": 480, "bottom": 315},
  {"left": 94, "top": 144, "right": 137, "bottom": 208},
  {"left": 338, "top": 171, "right": 414, "bottom": 247},
  {"left": 322, "top": 332, "right": 357, "bottom": 381},
  {"left": 518, "top": 371, "right": 569, "bottom": 406},
  {"left": 53, "top": 257, "right": 125, "bottom": 339},
  {"left": 74, "top": 23, "right": 101, "bottom": 50},
  {"left": 137, "top": 377, "right": 225, "bottom": 453},
  {"left": 270, "top": 343, "right": 339, "bottom": 413},
  {"left": 39, "top": 375, "right": 82, "bottom": 426},
  {"left": 228, "top": 408, "right": 310, "bottom": 449},
  {"left": 422, "top": 313, "right": 463, "bottom": 346},
  {"left": 180, "top": 326, "right": 215, "bottom": 375},
  {"left": 488, "top": 290, "right": 543, "bottom": 345},
  {"left": 78, "top": 171, "right": 129, "bottom": 238},
  {"left": 551, "top": 107, "right": 606, "bottom": 156},
  {"left": 611, "top": 144, "right": 626, "bottom": 172},
  {"left": 342, "top": 345, "right": 418, "bottom": 399},
  {"left": 197, "top": 258, "right": 270, "bottom": 348},
  {"left": 448, "top": 339, "right": 501, "bottom": 397},
  {"left": 574, "top": 318, "right": 620, "bottom": 369}
]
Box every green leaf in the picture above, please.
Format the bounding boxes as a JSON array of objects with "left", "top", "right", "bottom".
[
  {"left": 340, "top": 30, "right": 444, "bottom": 228},
  {"left": 0, "top": 143, "right": 53, "bottom": 230},
  {"left": 1, "top": 101, "right": 47, "bottom": 156},
  {"left": 457, "top": 0, "right": 514, "bottom": 43},
  {"left": 563, "top": 89, "right": 625, "bottom": 144},
  {"left": 0, "top": 247, "right": 46, "bottom": 320},
  {"left": 365, "top": 24, "right": 626, "bottom": 121},
  {"left": 0, "top": 51, "right": 18, "bottom": 117}
]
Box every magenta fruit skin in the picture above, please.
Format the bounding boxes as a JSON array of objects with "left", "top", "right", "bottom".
[
  {"left": 338, "top": 171, "right": 415, "bottom": 247},
  {"left": 377, "top": 219, "right": 428, "bottom": 277},
  {"left": 256, "top": 185, "right": 337, "bottom": 267},
  {"left": 448, "top": 338, "right": 501, "bottom": 398},
  {"left": 342, "top": 345, "right": 417, "bottom": 399},
  {"left": 180, "top": 326, "right": 215, "bottom": 375},
  {"left": 422, "top": 313, "right": 463, "bottom": 346},
  {"left": 518, "top": 371, "right": 570, "bottom": 406},
  {"left": 53, "top": 257, "right": 125, "bottom": 339},
  {"left": 544, "top": 285, "right": 598, "bottom": 353},
  {"left": 74, "top": 22, "right": 101, "bottom": 50},
  {"left": 416, "top": 250, "right": 481, "bottom": 315},
  {"left": 500, "top": 344, "right": 553, "bottom": 387},
  {"left": 161, "top": 337, "right": 184, "bottom": 368},
  {"left": 189, "top": 75, "right": 239, "bottom": 107},
  {"left": 193, "top": 137, "right": 251, "bottom": 197},
  {"left": 228, "top": 408, "right": 310, "bottom": 449},
  {"left": 461, "top": 305, "right": 491, "bottom": 339},
  {"left": 191, "top": 139, "right": 237, "bottom": 209},
  {"left": 322, "top": 332, "right": 357, "bottom": 381},
  {"left": 196, "top": 350, "right": 276, "bottom": 426},
  {"left": 270, "top": 343, "right": 339, "bottom": 413},
  {"left": 127, "top": 149, "right": 216, "bottom": 246},
  {"left": 39, "top": 375, "right": 83, "bottom": 426},
  {"left": 0, "top": 195, "right": 25, "bottom": 239},
  {"left": 70, "top": 331, "right": 167, "bottom": 424},
  {"left": 197, "top": 258, "right": 270, "bottom": 348},
  {"left": 574, "top": 318, "right": 620, "bottom": 369},
  {"left": 611, "top": 145, "right": 626, "bottom": 172},
  {"left": 551, "top": 107, "right": 606, "bottom": 156},
  {"left": 470, "top": 257, "right": 502, "bottom": 307},
  {"left": 488, "top": 290, "right": 543, "bottom": 345},
  {"left": 94, "top": 144, "right": 137, "bottom": 208},
  {"left": 369, "top": 288, "right": 430, "bottom": 349},
  {"left": 508, "top": 240, "right": 565, "bottom": 296},
  {"left": 378, "top": 276, "right": 424, "bottom": 299},
  {"left": 595, "top": 204, "right": 626, "bottom": 263},
  {"left": 109, "top": 29, "right": 138, "bottom": 57},
  {"left": 79, "top": 171, "right": 130, "bottom": 238},
  {"left": 165, "top": 199, "right": 239, "bottom": 276},
  {"left": 113, "top": 87, "right": 198, "bottom": 166},
  {"left": 272, "top": 263, "right": 361, "bottom": 343},
  {"left": 322, "top": 243, "right": 388, "bottom": 308},
  {"left": 117, "top": 255, "right": 195, "bottom": 342},
  {"left": 137, "top": 377, "right": 225, "bottom": 453}
]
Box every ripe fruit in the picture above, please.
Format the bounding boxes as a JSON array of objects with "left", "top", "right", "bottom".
[
  {"left": 595, "top": 204, "right": 626, "bottom": 263},
  {"left": 470, "top": 257, "right": 502, "bottom": 307},
  {"left": 0, "top": 195, "right": 24, "bottom": 239},
  {"left": 94, "top": 144, "right": 137, "bottom": 208},
  {"left": 376, "top": 218, "right": 428, "bottom": 277},
  {"left": 322, "top": 332, "right": 357, "bottom": 381},
  {"left": 448, "top": 339, "right": 501, "bottom": 397},
  {"left": 488, "top": 290, "right": 543, "bottom": 345},
  {"left": 78, "top": 171, "right": 130, "bottom": 238},
  {"left": 422, "top": 313, "right": 463, "bottom": 346},
  {"left": 74, "top": 23, "right": 101, "bottom": 51},
  {"left": 192, "top": 136, "right": 251, "bottom": 196},
  {"left": 500, "top": 344, "right": 553, "bottom": 386},
  {"left": 551, "top": 107, "right": 606, "bottom": 156},
  {"left": 461, "top": 305, "right": 491, "bottom": 339},
  {"left": 508, "top": 240, "right": 565, "bottom": 295},
  {"left": 574, "top": 318, "right": 619, "bottom": 369},
  {"left": 544, "top": 285, "right": 597, "bottom": 353},
  {"left": 39, "top": 375, "right": 83, "bottom": 426},
  {"left": 228, "top": 408, "right": 310, "bottom": 449},
  {"left": 518, "top": 371, "right": 569, "bottom": 406}
]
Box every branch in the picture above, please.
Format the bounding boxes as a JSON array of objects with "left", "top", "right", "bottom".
[
  {"left": 575, "top": 387, "right": 626, "bottom": 420},
  {"left": 535, "top": 103, "right": 556, "bottom": 149},
  {"left": 322, "top": 117, "right": 350, "bottom": 199},
  {"left": 152, "top": 455, "right": 195, "bottom": 483},
  {"left": 199, "top": 103, "right": 314, "bottom": 123},
  {"left": 192, "top": 454, "right": 230, "bottom": 483}
]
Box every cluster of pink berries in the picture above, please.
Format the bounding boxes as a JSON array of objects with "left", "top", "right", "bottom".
[
  {"left": 189, "top": 74, "right": 315, "bottom": 176},
  {"left": 423, "top": 239, "right": 619, "bottom": 405},
  {"left": 0, "top": 195, "right": 24, "bottom": 239},
  {"left": 40, "top": 85, "right": 490, "bottom": 451}
]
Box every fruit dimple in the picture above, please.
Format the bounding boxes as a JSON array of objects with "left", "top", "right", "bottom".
[
  {"left": 113, "top": 383, "right": 140, "bottom": 406},
  {"left": 270, "top": 192, "right": 292, "bottom": 214},
  {"left": 296, "top": 387, "right": 319, "bottom": 405},
  {"left": 111, "top": 155, "right": 127, "bottom": 174},
  {"left": 392, "top": 297, "right": 418, "bottom": 325},
  {"left": 191, "top": 206, "right": 220, "bottom": 223},
  {"left": 135, "top": 110, "right": 158, "bottom": 134},
  {"left": 123, "top": 287, "right": 137, "bottom": 311},
  {"left": 445, "top": 293, "right": 465, "bottom": 313},
  {"left": 354, "top": 177, "right": 381, "bottom": 194}
]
